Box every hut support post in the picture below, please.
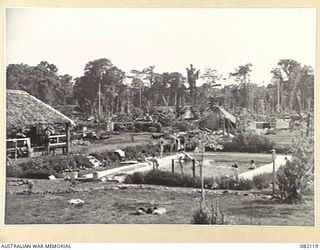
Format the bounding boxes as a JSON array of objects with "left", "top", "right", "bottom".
[
  {"left": 65, "top": 123, "right": 70, "bottom": 154},
  {"left": 14, "top": 140, "right": 17, "bottom": 160},
  {"left": 222, "top": 118, "right": 225, "bottom": 138},
  {"left": 171, "top": 159, "right": 175, "bottom": 174},
  {"left": 192, "top": 159, "right": 196, "bottom": 178}
]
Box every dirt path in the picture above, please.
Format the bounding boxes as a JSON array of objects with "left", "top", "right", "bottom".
[
  {"left": 84, "top": 153, "right": 185, "bottom": 179},
  {"left": 239, "top": 155, "right": 291, "bottom": 179}
]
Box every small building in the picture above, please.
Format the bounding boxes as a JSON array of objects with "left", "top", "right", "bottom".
[
  {"left": 249, "top": 121, "right": 271, "bottom": 130},
  {"left": 270, "top": 118, "right": 290, "bottom": 129},
  {"left": 198, "top": 106, "right": 237, "bottom": 134},
  {"left": 6, "top": 90, "right": 75, "bottom": 158}
]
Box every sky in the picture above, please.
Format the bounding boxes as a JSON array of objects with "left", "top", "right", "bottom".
[{"left": 6, "top": 8, "right": 316, "bottom": 86}]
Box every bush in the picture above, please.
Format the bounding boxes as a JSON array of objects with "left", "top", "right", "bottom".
[
  {"left": 212, "top": 175, "right": 253, "bottom": 190},
  {"left": 192, "top": 207, "right": 211, "bottom": 224},
  {"left": 174, "top": 121, "right": 193, "bottom": 132},
  {"left": 8, "top": 143, "right": 163, "bottom": 179},
  {"left": 277, "top": 159, "right": 312, "bottom": 203},
  {"left": 92, "top": 144, "right": 160, "bottom": 163},
  {"left": 6, "top": 165, "right": 23, "bottom": 178},
  {"left": 125, "top": 170, "right": 253, "bottom": 190},
  {"left": 125, "top": 170, "right": 199, "bottom": 188},
  {"left": 89, "top": 153, "right": 105, "bottom": 162},
  {"left": 107, "top": 151, "right": 120, "bottom": 162},
  {"left": 222, "top": 133, "right": 275, "bottom": 153},
  {"left": 128, "top": 172, "right": 145, "bottom": 184},
  {"left": 121, "top": 144, "right": 160, "bottom": 160},
  {"left": 134, "top": 122, "right": 161, "bottom": 133},
  {"left": 226, "top": 178, "right": 253, "bottom": 190},
  {"left": 143, "top": 170, "right": 182, "bottom": 186},
  {"left": 182, "top": 175, "right": 201, "bottom": 188},
  {"left": 192, "top": 203, "right": 237, "bottom": 225},
  {"left": 273, "top": 144, "right": 291, "bottom": 154},
  {"left": 8, "top": 154, "right": 93, "bottom": 179},
  {"left": 19, "top": 169, "right": 57, "bottom": 179},
  {"left": 252, "top": 173, "right": 273, "bottom": 190},
  {"left": 276, "top": 137, "right": 314, "bottom": 203}
]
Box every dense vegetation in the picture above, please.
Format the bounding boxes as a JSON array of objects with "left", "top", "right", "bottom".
[
  {"left": 7, "top": 143, "right": 160, "bottom": 179},
  {"left": 7, "top": 59, "right": 314, "bottom": 120},
  {"left": 125, "top": 169, "right": 263, "bottom": 191}
]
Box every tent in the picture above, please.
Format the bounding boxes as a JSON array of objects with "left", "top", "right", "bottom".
[{"left": 198, "top": 106, "right": 237, "bottom": 134}]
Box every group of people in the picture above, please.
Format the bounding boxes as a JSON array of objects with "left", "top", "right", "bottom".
[
  {"left": 231, "top": 160, "right": 256, "bottom": 170},
  {"left": 159, "top": 132, "right": 186, "bottom": 159}
]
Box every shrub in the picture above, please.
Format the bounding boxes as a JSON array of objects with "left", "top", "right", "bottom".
[
  {"left": 121, "top": 144, "right": 160, "bottom": 160},
  {"left": 143, "top": 170, "right": 181, "bottom": 186},
  {"left": 6, "top": 165, "right": 23, "bottom": 178},
  {"left": 192, "top": 203, "right": 237, "bottom": 225},
  {"left": 222, "top": 133, "right": 275, "bottom": 153},
  {"left": 89, "top": 153, "right": 105, "bottom": 162},
  {"left": 174, "top": 121, "right": 193, "bottom": 132},
  {"left": 212, "top": 175, "right": 253, "bottom": 190},
  {"left": 125, "top": 170, "right": 198, "bottom": 187},
  {"left": 252, "top": 173, "right": 273, "bottom": 190},
  {"left": 73, "top": 155, "right": 92, "bottom": 168},
  {"left": 192, "top": 207, "right": 211, "bottom": 224},
  {"left": 182, "top": 175, "right": 201, "bottom": 188},
  {"left": 8, "top": 154, "right": 93, "bottom": 179},
  {"left": 107, "top": 151, "right": 120, "bottom": 162},
  {"left": 276, "top": 137, "right": 314, "bottom": 203},
  {"left": 134, "top": 122, "right": 161, "bottom": 133},
  {"left": 277, "top": 159, "right": 312, "bottom": 203},
  {"left": 19, "top": 169, "right": 57, "bottom": 179},
  {"left": 274, "top": 145, "right": 291, "bottom": 154},
  {"left": 125, "top": 170, "right": 253, "bottom": 190},
  {"left": 226, "top": 178, "right": 253, "bottom": 190},
  {"left": 129, "top": 172, "right": 145, "bottom": 184}
]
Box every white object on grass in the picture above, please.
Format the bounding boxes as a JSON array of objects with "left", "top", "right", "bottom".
[
  {"left": 68, "top": 199, "right": 84, "bottom": 205},
  {"left": 152, "top": 207, "right": 166, "bottom": 215}
]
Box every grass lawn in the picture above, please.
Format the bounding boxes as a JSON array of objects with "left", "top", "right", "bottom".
[
  {"left": 5, "top": 179, "right": 314, "bottom": 226},
  {"left": 71, "top": 132, "right": 154, "bottom": 155},
  {"left": 264, "top": 129, "right": 301, "bottom": 147}
]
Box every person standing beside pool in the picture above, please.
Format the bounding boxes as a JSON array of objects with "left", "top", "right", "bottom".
[
  {"left": 159, "top": 136, "right": 165, "bottom": 158},
  {"left": 151, "top": 153, "right": 159, "bottom": 170}
]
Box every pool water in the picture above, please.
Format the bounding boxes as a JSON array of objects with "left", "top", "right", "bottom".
[{"left": 163, "top": 152, "right": 272, "bottom": 178}]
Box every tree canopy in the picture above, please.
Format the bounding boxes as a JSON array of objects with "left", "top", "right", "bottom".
[{"left": 7, "top": 58, "right": 314, "bottom": 119}]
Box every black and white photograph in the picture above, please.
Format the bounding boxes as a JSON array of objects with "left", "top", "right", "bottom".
[{"left": 5, "top": 7, "right": 315, "bottom": 226}]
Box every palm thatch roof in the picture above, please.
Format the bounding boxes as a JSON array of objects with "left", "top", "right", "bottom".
[{"left": 6, "top": 90, "right": 75, "bottom": 129}]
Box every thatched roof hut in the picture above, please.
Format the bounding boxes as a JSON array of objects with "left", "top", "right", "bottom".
[{"left": 6, "top": 90, "right": 74, "bottom": 129}]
